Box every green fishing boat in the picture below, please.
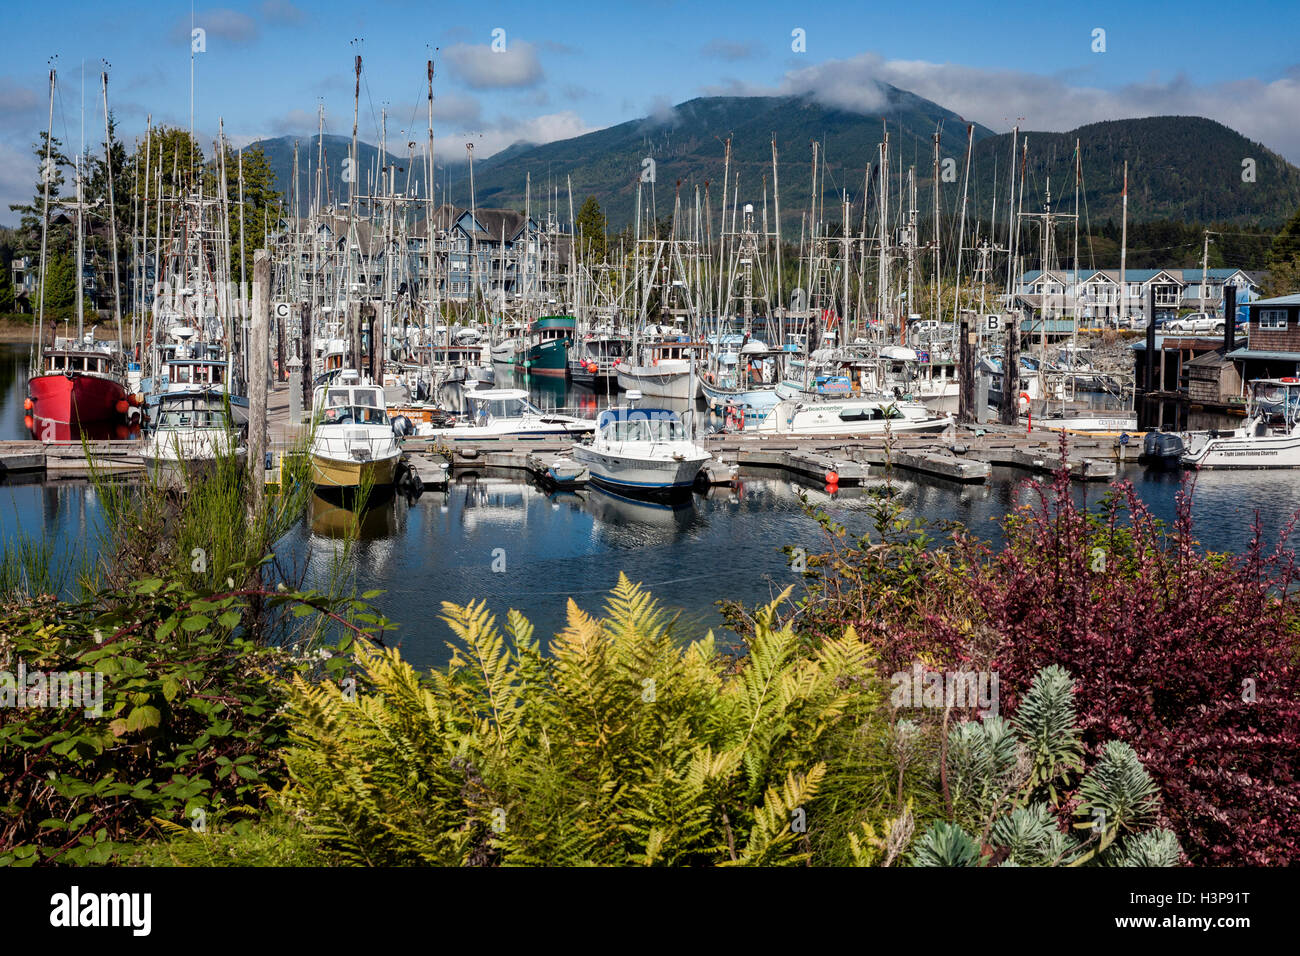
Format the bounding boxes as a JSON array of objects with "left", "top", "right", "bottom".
[{"left": 517, "top": 315, "right": 575, "bottom": 378}]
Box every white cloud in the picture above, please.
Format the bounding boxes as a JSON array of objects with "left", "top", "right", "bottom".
[
  {"left": 169, "top": 8, "right": 259, "bottom": 45},
  {"left": 709, "top": 51, "right": 1300, "bottom": 163},
  {"left": 436, "top": 111, "right": 592, "bottom": 159},
  {"left": 261, "top": 0, "right": 305, "bottom": 24},
  {"left": 0, "top": 140, "right": 36, "bottom": 224},
  {"left": 701, "top": 39, "right": 760, "bottom": 62},
  {"left": 0, "top": 77, "right": 42, "bottom": 135},
  {"left": 444, "top": 41, "right": 543, "bottom": 90}
]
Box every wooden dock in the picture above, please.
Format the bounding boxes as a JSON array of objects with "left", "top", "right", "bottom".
[
  {"left": 404, "top": 424, "right": 1132, "bottom": 489},
  {"left": 0, "top": 382, "right": 1134, "bottom": 488}
]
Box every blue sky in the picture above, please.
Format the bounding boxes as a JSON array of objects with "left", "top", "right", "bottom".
[{"left": 3, "top": 0, "right": 1299, "bottom": 223}]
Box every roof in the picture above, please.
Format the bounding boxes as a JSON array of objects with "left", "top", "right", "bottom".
[
  {"left": 1247, "top": 293, "right": 1300, "bottom": 307},
  {"left": 596, "top": 407, "right": 681, "bottom": 429},
  {"left": 1226, "top": 347, "right": 1300, "bottom": 361},
  {"left": 1185, "top": 348, "right": 1230, "bottom": 367}
]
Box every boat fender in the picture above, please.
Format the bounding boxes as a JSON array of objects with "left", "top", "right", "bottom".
[{"left": 461, "top": 448, "right": 479, "bottom": 460}]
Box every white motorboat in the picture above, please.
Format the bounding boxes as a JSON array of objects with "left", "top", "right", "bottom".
[
  {"left": 753, "top": 395, "right": 952, "bottom": 436},
  {"left": 1032, "top": 413, "right": 1138, "bottom": 434},
  {"left": 571, "top": 398, "right": 711, "bottom": 495},
  {"left": 417, "top": 388, "right": 594, "bottom": 441},
  {"left": 310, "top": 371, "right": 404, "bottom": 490},
  {"left": 1181, "top": 378, "right": 1300, "bottom": 468},
  {"left": 141, "top": 389, "right": 246, "bottom": 488}
]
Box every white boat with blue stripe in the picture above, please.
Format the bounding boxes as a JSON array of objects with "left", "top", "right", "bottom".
[{"left": 571, "top": 395, "right": 711, "bottom": 496}]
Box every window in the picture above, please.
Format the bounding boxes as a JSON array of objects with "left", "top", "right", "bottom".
[{"left": 1260, "top": 309, "right": 1288, "bottom": 330}]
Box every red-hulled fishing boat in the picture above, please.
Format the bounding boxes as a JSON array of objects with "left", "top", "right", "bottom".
[{"left": 26, "top": 340, "right": 132, "bottom": 425}]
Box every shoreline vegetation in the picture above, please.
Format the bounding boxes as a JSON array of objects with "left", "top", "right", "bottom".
[{"left": 0, "top": 436, "right": 1296, "bottom": 867}]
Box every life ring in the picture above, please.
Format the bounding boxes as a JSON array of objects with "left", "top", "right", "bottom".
[{"left": 1018, "top": 391, "right": 1031, "bottom": 406}]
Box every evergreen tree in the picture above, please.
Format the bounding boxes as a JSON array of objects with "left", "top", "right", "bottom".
[
  {"left": 9, "top": 133, "right": 73, "bottom": 259},
  {"left": 0, "top": 260, "right": 14, "bottom": 314},
  {"left": 575, "top": 195, "right": 607, "bottom": 263},
  {"left": 220, "top": 145, "right": 282, "bottom": 286}
]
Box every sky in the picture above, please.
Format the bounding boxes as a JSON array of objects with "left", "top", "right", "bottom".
[{"left": 2, "top": 0, "right": 1299, "bottom": 225}]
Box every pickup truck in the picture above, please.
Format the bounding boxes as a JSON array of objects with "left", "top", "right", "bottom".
[{"left": 1165, "top": 312, "right": 1225, "bottom": 335}]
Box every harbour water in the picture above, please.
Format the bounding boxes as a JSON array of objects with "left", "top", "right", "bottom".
[{"left": 3, "top": 344, "right": 1298, "bottom": 669}]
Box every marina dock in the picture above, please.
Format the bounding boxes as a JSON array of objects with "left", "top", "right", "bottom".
[{"left": 0, "top": 382, "right": 1130, "bottom": 487}]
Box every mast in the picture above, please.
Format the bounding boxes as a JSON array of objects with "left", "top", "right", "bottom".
[
  {"left": 349, "top": 53, "right": 360, "bottom": 371},
  {"left": 950, "top": 125, "right": 974, "bottom": 343},
  {"left": 100, "top": 70, "right": 124, "bottom": 354},
  {"left": 35, "top": 67, "right": 56, "bottom": 364},
  {"left": 932, "top": 130, "right": 941, "bottom": 321},
  {"left": 426, "top": 58, "right": 436, "bottom": 354},
  {"left": 771, "top": 135, "right": 783, "bottom": 330}
]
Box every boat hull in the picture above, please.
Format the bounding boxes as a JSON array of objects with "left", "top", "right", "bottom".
[
  {"left": 572, "top": 445, "right": 708, "bottom": 495},
  {"left": 615, "top": 362, "right": 699, "bottom": 400},
  {"left": 1182, "top": 434, "right": 1300, "bottom": 469},
  {"left": 311, "top": 452, "right": 401, "bottom": 489},
  {"left": 29, "top": 372, "right": 127, "bottom": 425},
  {"left": 142, "top": 448, "right": 248, "bottom": 490},
  {"left": 519, "top": 338, "right": 569, "bottom": 377}
]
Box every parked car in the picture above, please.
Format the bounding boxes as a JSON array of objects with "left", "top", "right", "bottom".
[{"left": 1166, "top": 311, "right": 1226, "bottom": 335}]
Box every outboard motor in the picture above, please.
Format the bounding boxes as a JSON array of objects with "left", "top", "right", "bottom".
[
  {"left": 391, "top": 415, "right": 415, "bottom": 437},
  {"left": 1141, "top": 429, "right": 1184, "bottom": 468}
]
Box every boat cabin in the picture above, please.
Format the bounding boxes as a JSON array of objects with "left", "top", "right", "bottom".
[
  {"left": 1248, "top": 378, "right": 1300, "bottom": 429},
  {"left": 317, "top": 380, "right": 390, "bottom": 426},
  {"left": 530, "top": 315, "right": 576, "bottom": 345},
  {"left": 164, "top": 359, "right": 229, "bottom": 391},
  {"left": 595, "top": 407, "right": 687, "bottom": 443},
  {"left": 646, "top": 341, "right": 703, "bottom": 362},
  {"left": 42, "top": 349, "right": 116, "bottom": 376},
  {"left": 835, "top": 402, "right": 906, "bottom": 423}
]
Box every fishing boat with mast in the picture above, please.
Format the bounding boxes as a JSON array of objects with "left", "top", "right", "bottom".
[
  {"left": 140, "top": 388, "right": 246, "bottom": 488},
  {"left": 26, "top": 67, "right": 133, "bottom": 431},
  {"left": 516, "top": 314, "right": 575, "bottom": 378}
]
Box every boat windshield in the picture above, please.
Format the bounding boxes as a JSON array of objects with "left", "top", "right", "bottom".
[
  {"left": 601, "top": 416, "right": 686, "bottom": 442},
  {"left": 323, "top": 404, "right": 390, "bottom": 425},
  {"left": 157, "top": 406, "right": 226, "bottom": 428},
  {"left": 469, "top": 396, "right": 538, "bottom": 420}
]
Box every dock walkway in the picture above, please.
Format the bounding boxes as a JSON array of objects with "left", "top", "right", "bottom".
[{"left": 1, "top": 384, "right": 1133, "bottom": 487}]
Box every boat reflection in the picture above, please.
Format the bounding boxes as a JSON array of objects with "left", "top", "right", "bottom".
[
  {"left": 579, "top": 484, "right": 700, "bottom": 531},
  {"left": 309, "top": 493, "right": 399, "bottom": 539}
]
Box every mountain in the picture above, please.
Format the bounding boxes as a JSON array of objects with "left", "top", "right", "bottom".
[
  {"left": 252, "top": 90, "right": 1300, "bottom": 231},
  {"left": 977, "top": 116, "right": 1300, "bottom": 228}
]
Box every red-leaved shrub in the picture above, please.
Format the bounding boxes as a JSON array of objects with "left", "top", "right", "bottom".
[{"left": 956, "top": 462, "right": 1300, "bottom": 865}]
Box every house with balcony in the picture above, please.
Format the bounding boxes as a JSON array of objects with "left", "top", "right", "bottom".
[{"left": 1016, "top": 267, "right": 1262, "bottom": 326}]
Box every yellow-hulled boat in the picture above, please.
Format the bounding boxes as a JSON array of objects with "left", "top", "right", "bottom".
[{"left": 310, "top": 371, "right": 404, "bottom": 491}]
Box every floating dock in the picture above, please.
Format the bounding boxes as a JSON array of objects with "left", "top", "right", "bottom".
[{"left": 1, "top": 382, "right": 1135, "bottom": 487}]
